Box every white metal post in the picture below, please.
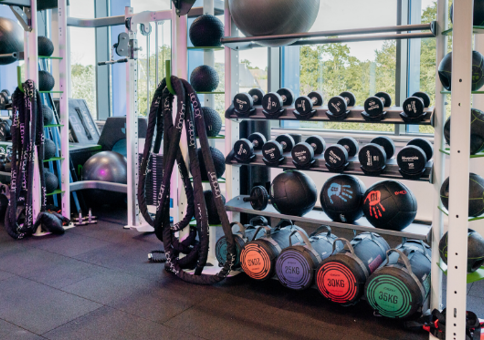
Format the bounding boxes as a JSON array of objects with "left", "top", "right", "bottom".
[{"left": 446, "top": 0, "right": 474, "bottom": 338}]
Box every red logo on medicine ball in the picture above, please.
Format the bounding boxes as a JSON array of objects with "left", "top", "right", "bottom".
[
  {"left": 394, "top": 191, "right": 407, "bottom": 195},
  {"left": 364, "top": 190, "right": 386, "bottom": 219}
]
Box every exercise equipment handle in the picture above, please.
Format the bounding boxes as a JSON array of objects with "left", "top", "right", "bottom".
[{"left": 97, "top": 58, "right": 128, "bottom": 66}]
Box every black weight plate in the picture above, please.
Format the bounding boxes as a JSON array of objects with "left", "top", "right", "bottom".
[
  {"left": 397, "top": 145, "right": 427, "bottom": 175},
  {"left": 403, "top": 96, "right": 425, "bottom": 119},
  {"left": 233, "top": 138, "right": 254, "bottom": 163},
  {"left": 412, "top": 91, "right": 431, "bottom": 108},
  {"left": 294, "top": 96, "right": 314, "bottom": 116},
  {"left": 308, "top": 91, "right": 324, "bottom": 106},
  {"left": 276, "top": 134, "right": 296, "bottom": 152},
  {"left": 337, "top": 136, "right": 359, "bottom": 157},
  {"left": 249, "top": 185, "right": 269, "bottom": 210},
  {"left": 306, "top": 135, "right": 326, "bottom": 154},
  {"left": 407, "top": 137, "right": 433, "bottom": 161},
  {"left": 327, "top": 96, "right": 348, "bottom": 117},
  {"left": 262, "top": 92, "right": 283, "bottom": 115},
  {"left": 371, "top": 136, "right": 395, "bottom": 159},
  {"left": 375, "top": 91, "right": 392, "bottom": 107},
  {"left": 248, "top": 132, "right": 267, "bottom": 150},
  {"left": 324, "top": 144, "right": 349, "bottom": 170},
  {"left": 233, "top": 93, "right": 253, "bottom": 114},
  {"left": 262, "top": 140, "right": 284, "bottom": 162},
  {"left": 340, "top": 91, "right": 356, "bottom": 107},
  {"left": 291, "top": 142, "right": 315, "bottom": 167},
  {"left": 364, "top": 96, "right": 385, "bottom": 117},
  {"left": 249, "top": 88, "right": 265, "bottom": 106},
  {"left": 277, "top": 88, "right": 295, "bottom": 106},
  {"left": 358, "top": 143, "right": 387, "bottom": 173}
]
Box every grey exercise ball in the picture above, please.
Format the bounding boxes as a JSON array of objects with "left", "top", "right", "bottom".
[{"left": 228, "top": 0, "right": 320, "bottom": 47}]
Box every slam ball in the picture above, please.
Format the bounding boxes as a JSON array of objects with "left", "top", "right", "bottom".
[
  {"left": 38, "top": 36, "right": 54, "bottom": 57},
  {"left": 44, "top": 170, "right": 59, "bottom": 193},
  {"left": 270, "top": 170, "right": 317, "bottom": 216},
  {"left": 196, "top": 146, "right": 226, "bottom": 181},
  {"left": 190, "top": 65, "right": 219, "bottom": 92},
  {"left": 39, "top": 70, "right": 55, "bottom": 92},
  {"left": 362, "top": 180, "right": 417, "bottom": 231},
  {"left": 444, "top": 109, "right": 484, "bottom": 155},
  {"left": 440, "top": 173, "right": 484, "bottom": 217},
  {"left": 320, "top": 175, "right": 366, "bottom": 223},
  {"left": 42, "top": 104, "right": 54, "bottom": 124},
  {"left": 189, "top": 14, "right": 224, "bottom": 47},
  {"left": 450, "top": 1, "right": 484, "bottom": 26},
  {"left": 198, "top": 107, "right": 222, "bottom": 137},
  {"left": 44, "top": 139, "right": 57, "bottom": 160},
  {"left": 438, "top": 51, "right": 484, "bottom": 91},
  {"left": 439, "top": 229, "right": 484, "bottom": 272}
]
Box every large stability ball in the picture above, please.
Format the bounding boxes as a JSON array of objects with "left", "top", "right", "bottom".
[
  {"left": 438, "top": 51, "right": 484, "bottom": 91},
  {"left": 82, "top": 151, "right": 127, "bottom": 205},
  {"left": 444, "top": 109, "right": 484, "bottom": 155},
  {"left": 270, "top": 170, "right": 317, "bottom": 216},
  {"left": 228, "top": 0, "right": 320, "bottom": 47},
  {"left": 450, "top": 1, "right": 484, "bottom": 26},
  {"left": 439, "top": 229, "right": 484, "bottom": 273},
  {"left": 189, "top": 15, "right": 224, "bottom": 47},
  {"left": 190, "top": 65, "right": 219, "bottom": 92},
  {"left": 440, "top": 173, "right": 484, "bottom": 217},
  {"left": 0, "top": 17, "right": 24, "bottom": 65}
]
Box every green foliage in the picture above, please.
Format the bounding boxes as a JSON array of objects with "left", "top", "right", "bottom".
[{"left": 71, "top": 63, "right": 97, "bottom": 118}]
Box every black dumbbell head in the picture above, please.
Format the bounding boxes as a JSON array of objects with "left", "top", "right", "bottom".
[
  {"left": 407, "top": 138, "right": 433, "bottom": 161},
  {"left": 233, "top": 138, "right": 254, "bottom": 163},
  {"left": 327, "top": 96, "right": 348, "bottom": 117},
  {"left": 262, "top": 92, "right": 283, "bottom": 115},
  {"left": 412, "top": 92, "right": 431, "bottom": 108},
  {"left": 294, "top": 96, "right": 315, "bottom": 117},
  {"left": 371, "top": 136, "right": 395, "bottom": 159},
  {"left": 290, "top": 134, "right": 302, "bottom": 144},
  {"left": 358, "top": 143, "right": 387, "bottom": 174},
  {"left": 262, "top": 140, "right": 284, "bottom": 163},
  {"left": 275, "top": 134, "right": 296, "bottom": 152},
  {"left": 305, "top": 135, "right": 326, "bottom": 155},
  {"left": 375, "top": 92, "right": 392, "bottom": 107},
  {"left": 291, "top": 142, "right": 315, "bottom": 167},
  {"left": 233, "top": 93, "right": 254, "bottom": 115},
  {"left": 402, "top": 96, "right": 425, "bottom": 120},
  {"left": 248, "top": 88, "right": 265, "bottom": 106},
  {"left": 340, "top": 91, "right": 356, "bottom": 106},
  {"left": 397, "top": 145, "right": 428, "bottom": 176},
  {"left": 363, "top": 96, "right": 385, "bottom": 118},
  {"left": 324, "top": 144, "right": 349, "bottom": 171},
  {"left": 244, "top": 185, "right": 269, "bottom": 210},
  {"left": 277, "top": 88, "right": 295, "bottom": 106},
  {"left": 248, "top": 132, "right": 267, "bottom": 150},
  {"left": 308, "top": 91, "right": 324, "bottom": 106},
  {"left": 337, "top": 137, "right": 359, "bottom": 158}
]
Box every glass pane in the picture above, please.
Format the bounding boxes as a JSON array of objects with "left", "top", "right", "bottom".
[{"left": 130, "top": 0, "right": 171, "bottom": 12}]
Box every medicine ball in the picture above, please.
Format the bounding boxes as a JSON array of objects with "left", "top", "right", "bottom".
[
  {"left": 196, "top": 146, "right": 225, "bottom": 181},
  {"left": 362, "top": 180, "right": 418, "bottom": 231},
  {"left": 42, "top": 104, "right": 54, "bottom": 124},
  {"left": 270, "top": 170, "right": 317, "bottom": 216},
  {"left": 320, "top": 175, "right": 366, "bottom": 223},
  {"left": 440, "top": 173, "right": 484, "bottom": 217},
  {"left": 38, "top": 36, "right": 54, "bottom": 57},
  {"left": 450, "top": 1, "right": 484, "bottom": 26},
  {"left": 189, "top": 14, "right": 224, "bottom": 47},
  {"left": 44, "top": 170, "right": 59, "bottom": 193},
  {"left": 44, "top": 139, "right": 57, "bottom": 160},
  {"left": 0, "top": 17, "right": 24, "bottom": 65},
  {"left": 365, "top": 240, "right": 432, "bottom": 319},
  {"left": 439, "top": 229, "right": 484, "bottom": 273},
  {"left": 39, "top": 70, "right": 55, "bottom": 92},
  {"left": 190, "top": 65, "right": 219, "bottom": 92},
  {"left": 204, "top": 190, "right": 226, "bottom": 225},
  {"left": 198, "top": 107, "right": 222, "bottom": 137},
  {"left": 438, "top": 51, "right": 484, "bottom": 91},
  {"left": 444, "top": 109, "right": 484, "bottom": 155}
]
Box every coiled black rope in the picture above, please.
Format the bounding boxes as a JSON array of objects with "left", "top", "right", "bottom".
[{"left": 138, "top": 76, "right": 236, "bottom": 284}]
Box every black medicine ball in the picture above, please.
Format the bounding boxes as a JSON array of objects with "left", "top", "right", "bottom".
[
  {"left": 362, "top": 180, "right": 417, "bottom": 231},
  {"left": 440, "top": 173, "right": 484, "bottom": 217},
  {"left": 439, "top": 229, "right": 484, "bottom": 273},
  {"left": 204, "top": 190, "right": 226, "bottom": 225},
  {"left": 444, "top": 109, "right": 484, "bottom": 155},
  {"left": 190, "top": 65, "right": 219, "bottom": 92},
  {"left": 270, "top": 170, "right": 317, "bottom": 216},
  {"left": 39, "top": 70, "right": 55, "bottom": 92},
  {"left": 196, "top": 146, "right": 225, "bottom": 181},
  {"left": 450, "top": 1, "right": 484, "bottom": 26},
  {"left": 189, "top": 14, "right": 224, "bottom": 47},
  {"left": 38, "top": 36, "right": 54, "bottom": 57},
  {"left": 438, "top": 51, "right": 484, "bottom": 91},
  {"left": 198, "top": 107, "right": 222, "bottom": 137},
  {"left": 42, "top": 104, "right": 54, "bottom": 124},
  {"left": 320, "top": 174, "right": 366, "bottom": 223}
]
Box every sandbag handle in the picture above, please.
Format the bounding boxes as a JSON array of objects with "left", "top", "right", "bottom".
[
  {"left": 332, "top": 237, "right": 354, "bottom": 255},
  {"left": 385, "top": 249, "right": 414, "bottom": 276},
  {"left": 310, "top": 225, "right": 332, "bottom": 238},
  {"left": 401, "top": 238, "right": 432, "bottom": 263},
  {"left": 230, "top": 221, "right": 246, "bottom": 237},
  {"left": 251, "top": 225, "right": 272, "bottom": 241},
  {"left": 289, "top": 229, "right": 313, "bottom": 249}
]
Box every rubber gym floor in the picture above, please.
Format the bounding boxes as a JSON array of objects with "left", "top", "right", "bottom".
[{"left": 0, "top": 207, "right": 482, "bottom": 340}]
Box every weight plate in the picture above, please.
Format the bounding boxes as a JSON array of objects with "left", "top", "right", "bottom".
[
  {"left": 340, "top": 91, "right": 356, "bottom": 107},
  {"left": 248, "top": 185, "right": 269, "bottom": 210},
  {"left": 233, "top": 93, "right": 253, "bottom": 115},
  {"left": 407, "top": 137, "right": 433, "bottom": 161},
  {"left": 276, "top": 134, "right": 296, "bottom": 152},
  {"left": 248, "top": 88, "right": 265, "bottom": 106},
  {"left": 233, "top": 138, "right": 254, "bottom": 163},
  {"left": 402, "top": 96, "right": 425, "bottom": 119},
  {"left": 291, "top": 142, "right": 315, "bottom": 167},
  {"left": 248, "top": 132, "right": 267, "bottom": 150},
  {"left": 358, "top": 144, "right": 387, "bottom": 173},
  {"left": 327, "top": 96, "right": 348, "bottom": 117},
  {"left": 324, "top": 144, "right": 349, "bottom": 170},
  {"left": 308, "top": 91, "right": 324, "bottom": 106},
  {"left": 262, "top": 140, "right": 284, "bottom": 163},
  {"left": 277, "top": 88, "right": 295, "bottom": 106},
  {"left": 363, "top": 96, "right": 385, "bottom": 118},
  {"left": 337, "top": 137, "right": 359, "bottom": 158},
  {"left": 306, "top": 135, "right": 326, "bottom": 154},
  {"left": 375, "top": 92, "right": 392, "bottom": 108},
  {"left": 262, "top": 92, "right": 283, "bottom": 115},
  {"left": 294, "top": 96, "right": 314, "bottom": 116},
  {"left": 397, "top": 145, "right": 427, "bottom": 175},
  {"left": 412, "top": 91, "right": 431, "bottom": 108},
  {"left": 371, "top": 136, "right": 395, "bottom": 159}
]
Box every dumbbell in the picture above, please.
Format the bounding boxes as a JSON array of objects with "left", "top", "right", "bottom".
[
  {"left": 293, "top": 91, "right": 324, "bottom": 119},
  {"left": 233, "top": 88, "right": 266, "bottom": 118},
  {"left": 261, "top": 134, "right": 296, "bottom": 166},
  {"left": 0, "top": 119, "right": 12, "bottom": 141},
  {"left": 397, "top": 137, "right": 433, "bottom": 179},
  {"left": 324, "top": 137, "right": 359, "bottom": 172},
  {"left": 358, "top": 136, "right": 395, "bottom": 175},
  {"left": 243, "top": 186, "right": 270, "bottom": 210},
  {"left": 361, "top": 92, "right": 392, "bottom": 121},
  {"left": 400, "top": 92, "right": 431, "bottom": 122},
  {"left": 291, "top": 136, "right": 326, "bottom": 168},
  {"left": 327, "top": 91, "right": 356, "bottom": 120},
  {"left": 0, "top": 90, "right": 11, "bottom": 109},
  {"left": 262, "top": 88, "right": 295, "bottom": 119},
  {"left": 233, "top": 132, "right": 267, "bottom": 163}
]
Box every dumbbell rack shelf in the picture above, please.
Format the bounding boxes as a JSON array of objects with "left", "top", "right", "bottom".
[
  {"left": 437, "top": 206, "right": 484, "bottom": 222},
  {"left": 225, "top": 150, "right": 433, "bottom": 182},
  {"left": 441, "top": 25, "right": 484, "bottom": 36},
  {"left": 225, "top": 195, "right": 432, "bottom": 241},
  {"left": 225, "top": 105, "right": 435, "bottom": 125}
]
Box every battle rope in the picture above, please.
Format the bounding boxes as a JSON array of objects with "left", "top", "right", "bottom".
[{"left": 138, "top": 76, "right": 236, "bottom": 284}]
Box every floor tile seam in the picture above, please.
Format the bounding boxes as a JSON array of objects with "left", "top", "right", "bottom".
[
  {"left": 160, "top": 296, "right": 211, "bottom": 326},
  {"left": 39, "top": 305, "right": 105, "bottom": 337},
  {"left": 0, "top": 317, "right": 48, "bottom": 338}
]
